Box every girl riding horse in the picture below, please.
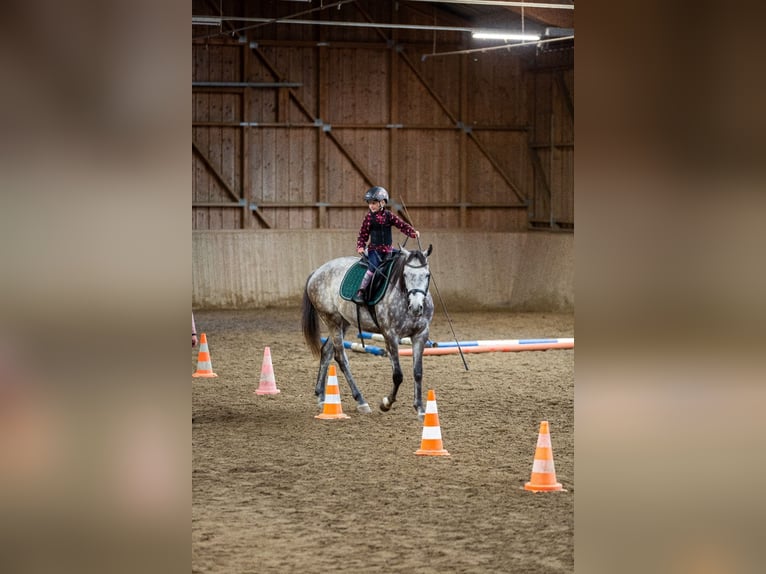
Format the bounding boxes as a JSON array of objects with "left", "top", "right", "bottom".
[{"left": 354, "top": 186, "right": 420, "bottom": 303}]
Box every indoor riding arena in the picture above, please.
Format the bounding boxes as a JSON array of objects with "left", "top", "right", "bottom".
[{"left": 193, "top": 2, "right": 574, "bottom": 573}]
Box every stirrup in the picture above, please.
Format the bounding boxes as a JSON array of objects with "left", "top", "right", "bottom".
[{"left": 353, "top": 289, "right": 366, "bottom": 304}]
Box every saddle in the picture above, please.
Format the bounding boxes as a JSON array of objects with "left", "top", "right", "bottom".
[{"left": 340, "top": 253, "right": 398, "bottom": 306}]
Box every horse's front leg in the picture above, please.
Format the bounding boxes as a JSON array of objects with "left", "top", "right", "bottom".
[
  {"left": 379, "top": 338, "right": 404, "bottom": 412},
  {"left": 332, "top": 333, "right": 371, "bottom": 414},
  {"left": 411, "top": 331, "right": 429, "bottom": 419}
]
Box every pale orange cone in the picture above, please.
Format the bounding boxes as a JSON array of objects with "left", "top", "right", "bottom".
[
  {"left": 524, "top": 421, "right": 564, "bottom": 492},
  {"left": 255, "top": 346, "right": 280, "bottom": 395},
  {"left": 192, "top": 333, "right": 218, "bottom": 378},
  {"left": 415, "top": 389, "right": 450, "bottom": 456},
  {"left": 315, "top": 365, "right": 350, "bottom": 420}
]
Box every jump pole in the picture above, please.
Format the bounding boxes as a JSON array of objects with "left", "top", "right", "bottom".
[
  {"left": 431, "top": 337, "right": 574, "bottom": 348},
  {"left": 357, "top": 331, "right": 418, "bottom": 346},
  {"left": 320, "top": 336, "right": 387, "bottom": 356},
  {"left": 398, "top": 338, "right": 574, "bottom": 356}
]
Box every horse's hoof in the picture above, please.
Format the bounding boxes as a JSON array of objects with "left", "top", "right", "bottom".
[
  {"left": 417, "top": 409, "right": 426, "bottom": 422},
  {"left": 379, "top": 397, "right": 392, "bottom": 412},
  {"left": 357, "top": 403, "right": 372, "bottom": 414}
]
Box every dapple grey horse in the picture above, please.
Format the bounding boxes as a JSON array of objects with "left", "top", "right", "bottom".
[{"left": 301, "top": 246, "right": 434, "bottom": 417}]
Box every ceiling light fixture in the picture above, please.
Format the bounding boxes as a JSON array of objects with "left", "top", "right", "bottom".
[
  {"left": 192, "top": 16, "right": 222, "bottom": 26},
  {"left": 472, "top": 31, "right": 540, "bottom": 42},
  {"left": 544, "top": 27, "right": 575, "bottom": 38}
]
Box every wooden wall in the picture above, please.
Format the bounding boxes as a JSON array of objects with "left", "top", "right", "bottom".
[{"left": 192, "top": 0, "right": 573, "bottom": 232}]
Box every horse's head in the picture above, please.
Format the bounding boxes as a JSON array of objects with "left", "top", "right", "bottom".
[{"left": 397, "top": 245, "right": 433, "bottom": 317}]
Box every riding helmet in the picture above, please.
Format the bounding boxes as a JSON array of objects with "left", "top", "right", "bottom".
[{"left": 364, "top": 186, "right": 389, "bottom": 204}]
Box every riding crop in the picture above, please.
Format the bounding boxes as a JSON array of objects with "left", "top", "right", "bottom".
[{"left": 400, "top": 199, "right": 468, "bottom": 371}]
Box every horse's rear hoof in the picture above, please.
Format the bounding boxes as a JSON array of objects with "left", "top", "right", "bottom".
[
  {"left": 357, "top": 403, "right": 372, "bottom": 414},
  {"left": 379, "top": 396, "right": 392, "bottom": 412}
]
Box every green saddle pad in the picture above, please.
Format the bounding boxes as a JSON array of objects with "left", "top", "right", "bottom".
[{"left": 340, "top": 257, "right": 396, "bottom": 305}]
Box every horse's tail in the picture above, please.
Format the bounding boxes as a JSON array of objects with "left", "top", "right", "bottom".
[{"left": 301, "top": 275, "right": 322, "bottom": 358}]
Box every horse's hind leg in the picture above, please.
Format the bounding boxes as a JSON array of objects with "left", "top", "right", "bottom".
[
  {"left": 314, "top": 337, "right": 334, "bottom": 405},
  {"left": 332, "top": 331, "right": 371, "bottom": 414}
]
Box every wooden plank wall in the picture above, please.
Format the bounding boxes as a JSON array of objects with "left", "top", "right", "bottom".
[
  {"left": 192, "top": 0, "right": 574, "bottom": 232},
  {"left": 527, "top": 50, "right": 574, "bottom": 230}
]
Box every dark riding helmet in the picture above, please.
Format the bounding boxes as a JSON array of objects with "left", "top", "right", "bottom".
[{"left": 364, "top": 186, "right": 389, "bottom": 204}]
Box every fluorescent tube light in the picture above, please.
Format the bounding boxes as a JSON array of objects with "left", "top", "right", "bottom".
[
  {"left": 472, "top": 31, "right": 540, "bottom": 41},
  {"left": 192, "top": 16, "right": 222, "bottom": 26},
  {"left": 544, "top": 27, "right": 575, "bottom": 38}
]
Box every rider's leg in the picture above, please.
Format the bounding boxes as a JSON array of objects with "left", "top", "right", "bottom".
[{"left": 355, "top": 250, "right": 381, "bottom": 302}]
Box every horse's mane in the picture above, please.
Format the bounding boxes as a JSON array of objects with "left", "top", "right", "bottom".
[{"left": 390, "top": 249, "right": 427, "bottom": 293}]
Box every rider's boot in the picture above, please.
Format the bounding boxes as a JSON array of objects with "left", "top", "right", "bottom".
[{"left": 353, "top": 270, "right": 374, "bottom": 303}]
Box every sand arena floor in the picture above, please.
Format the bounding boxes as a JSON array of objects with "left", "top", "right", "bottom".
[{"left": 193, "top": 308, "right": 573, "bottom": 573}]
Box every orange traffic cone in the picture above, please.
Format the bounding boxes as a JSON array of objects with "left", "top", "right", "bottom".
[
  {"left": 314, "top": 365, "right": 350, "bottom": 420},
  {"left": 524, "top": 421, "right": 564, "bottom": 492},
  {"left": 192, "top": 333, "right": 218, "bottom": 378},
  {"left": 255, "top": 346, "right": 280, "bottom": 395},
  {"left": 415, "top": 389, "right": 450, "bottom": 456}
]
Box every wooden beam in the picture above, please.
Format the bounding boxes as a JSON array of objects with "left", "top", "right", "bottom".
[
  {"left": 193, "top": 140, "right": 273, "bottom": 228},
  {"left": 277, "top": 87, "right": 289, "bottom": 123},
  {"left": 317, "top": 14, "right": 328, "bottom": 229},
  {"left": 248, "top": 203, "right": 274, "bottom": 228},
  {"left": 355, "top": 3, "right": 529, "bottom": 207},
  {"left": 527, "top": 137, "right": 552, "bottom": 201},
  {"left": 192, "top": 82, "right": 302, "bottom": 88},
  {"left": 398, "top": 50, "right": 459, "bottom": 125},
  {"left": 192, "top": 120, "right": 529, "bottom": 130},
  {"left": 192, "top": 140, "right": 240, "bottom": 204},
  {"left": 459, "top": 54, "right": 468, "bottom": 228},
  {"left": 529, "top": 142, "right": 573, "bottom": 148},
  {"left": 202, "top": 0, "right": 238, "bottom": 36},
  {"left": 555, "top": 70, "right": 574, "bottom": 119},
  {"left": 355, "top": 2, "right": 392, "bottom": 44},
  {"left": 250, "top": 45, "right": 377, "bottom": 187},
  {"left": 241, "top": 44, "right": 249, "bottom": 229},
  {"left": 468, "top": 132, "right": 527, "bottom": 203},
  {"left": 389, "top": 2, "right": 399, "bottom": 199},
  {"left": 400, "top": 47, "right": 526, "bottom": 203},
  {"left": 502, "top": 6, "right": 574, "bottom": 29},
  {"left": 214, "top": 39, "right": 459, "bottom": 49}
]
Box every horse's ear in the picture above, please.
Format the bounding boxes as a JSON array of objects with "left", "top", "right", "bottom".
[{"left": 424, "top": 244, "right": 432, "bottom": 257}]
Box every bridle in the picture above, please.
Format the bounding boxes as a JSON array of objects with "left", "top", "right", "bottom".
[{"left": 403, "top": 256, "right": 430, "bottom": 300}]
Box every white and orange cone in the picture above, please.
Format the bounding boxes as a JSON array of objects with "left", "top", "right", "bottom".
[
  {"left": 524, "top": 421, "right": 564, "bottom": 492},
  {"left": 315, "top": 365, "right": 350, "bottom": 420},
  {"left": 415, "top": 389, "right": 450, "bottom": 456},
  {"left": 254, "top": 346, "right": 280, "bottom": 395},
  {"left": 192, "top": 333, "right": 218, "bottom": 378}
]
